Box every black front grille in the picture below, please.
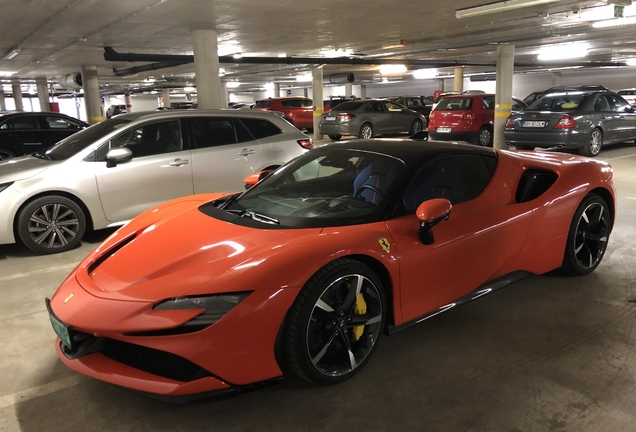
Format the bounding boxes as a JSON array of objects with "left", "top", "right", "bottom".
[{"left": 100, "top": 339, "right": 211, "bottom": 382}]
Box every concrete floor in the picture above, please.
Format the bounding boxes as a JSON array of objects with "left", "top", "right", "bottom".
[{"left": 1, "top": 143, "right": 635, "bottom": 432}]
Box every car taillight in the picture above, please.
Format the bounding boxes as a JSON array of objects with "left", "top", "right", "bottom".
[
  {"left": 462, "top": 112, "right": 475, "bottom": 120},
  {"left": 505, "top": 116, "right": 514, "bottom": 129},
  {"left": 297, "top": 139, "right": 313, "bottom": 150},
  {"left": 554, "top": 114, "right": 577, "bottom": 129},
  {"left": 337, "top": 113, "right": 355, "bottom": 120}
]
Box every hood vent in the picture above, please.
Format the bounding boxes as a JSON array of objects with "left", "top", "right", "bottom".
[{"left": 88, "top": 233, "right": 137, "bottom": 275}]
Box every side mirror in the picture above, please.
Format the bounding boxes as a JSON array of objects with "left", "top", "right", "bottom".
[
  {"left": 416, "top": 198, "right": 452, "bottom": 245},
  {"left": 105, "top": 147, "right": 132, "bottom": 168},
  {"left": 243, "top": 170, "right": 272, "bottom": 190},
  {"left": 624, "top": 106, "right": 634, "bottom": 113}
]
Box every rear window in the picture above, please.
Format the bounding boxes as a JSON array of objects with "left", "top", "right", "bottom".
[
  {"left": 333, "top": 102, "right": 362, "bottom": 111},
  {"left": 435, "top": 97, "right": 473, "bottom": 110},
  {"left": 240, "top": 118, "right": 282, "bottom": 139},
  {"left": 281, "top": 99, "right": 313, "bottom": 108},
  {"left": 618, "top": 90, "right": 636, "bottom": 96},
  {"left": 527, "top": 95, "right": 585, "bottom": 111},
  {"left": 254, "top": 101, "right": 272, "bottom": 109}
]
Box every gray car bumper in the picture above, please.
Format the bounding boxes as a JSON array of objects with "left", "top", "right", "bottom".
[{"left": 504, "top": 129, "right": 588, "bottom": 149}]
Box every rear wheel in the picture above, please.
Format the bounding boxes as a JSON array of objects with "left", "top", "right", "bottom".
[
  {"left": 328, "top": 134, "right": 342, "bottom": 141},
  {"left": 474, "top": 126, "right": 493, "bottom": 147},
  {"left": 284, "top": 258, "right": 386, "bottom": 385},
  {"left": 561, "top": 194, "right": 610, "bottom": 275},
  {"left": 359, "top": 123, "right": 374, "bottom": 139},
  {"left": 0, "top": 148, "right": 15, "bottom": 160},
  {"left": 580, "top": 128, "right": 602, "bottom": 157},
  {"left": 17, "top": 195, "right": 86, "bottom": 254},
  {"left": 410, "top": 119, "right": 424, "bottom": 135}
]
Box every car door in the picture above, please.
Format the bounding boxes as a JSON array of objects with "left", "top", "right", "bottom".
[
  {"left": 188, "top": 116, "right": 262, "bottom": 194},
  {"left": 608, "top": 94, "right": 636, "bottom": 141},
  {"left": 41, "top": 114, "right": 86, "bottom": 147},
  {"left": 383, "top": 101, "right": 413, "bottom": 132},
  {"left": 0, "top": 115, "right": 46, "bottom": 156},
  {"left": 94, "top": 118, "right": 193, "bottom": 222},
  {"left": 385, "top": 154, "right": 533, "bottom": 323},
  {"left": 593, "top": 94, "right": 621, "bottom": 143},
  {"left": 369, "top": 101, "right": 393, "bottom": 133}
]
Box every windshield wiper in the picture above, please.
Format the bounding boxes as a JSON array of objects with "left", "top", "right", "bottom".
[
  {"left": 226, "top": 209, "right": 279, "bottom": 225},
  {"left": 218, "top": 192, "right": 241, "bottom": 210}
]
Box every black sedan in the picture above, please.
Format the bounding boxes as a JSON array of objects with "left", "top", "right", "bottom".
[
  {"left": 0, "top": 111, "right": 88, "bottom": 160},
  {"left": 386, "top": 96, "right": 434, "bottom": 120}
]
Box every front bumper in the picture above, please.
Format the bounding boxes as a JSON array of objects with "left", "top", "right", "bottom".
[{"left": 504, "top": 129, "right": 588, "bottom": 149}]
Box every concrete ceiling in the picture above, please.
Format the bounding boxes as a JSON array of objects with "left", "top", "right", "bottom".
[{"left": 1, "top": 0, "right": 636, "bottom": 94}]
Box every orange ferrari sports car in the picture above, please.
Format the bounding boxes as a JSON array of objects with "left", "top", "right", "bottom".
[{"left": 47, "top": 140, "right": 615, "bottom": 402}]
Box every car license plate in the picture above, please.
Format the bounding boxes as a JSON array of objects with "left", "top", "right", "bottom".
[
  {"left": 437, "top": 127, "right": 452, "bottom": 133},
  {"left": 325, "top": 116, "right": 336, "bottom": 121},
  {"left": 522, "top": 121, "right": 546, "bottom": 128},
  {"left": 46, "top": 299, "right": 72, "bottom": 347}
]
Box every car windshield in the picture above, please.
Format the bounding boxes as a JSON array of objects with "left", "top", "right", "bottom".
[
  {"left": 435, "top": 97, "right": 472, "bottom": 110},
  {"left": 43, "top": 118, "right": 131, "bottom": 160},
  {"left": 203, "top": 149, "right": 404, "bottom": 228},
  {"left": 526, "top": 95, "right": 585, "bottom": 111}
]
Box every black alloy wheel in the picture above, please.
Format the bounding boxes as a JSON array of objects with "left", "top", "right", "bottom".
[
  {"left": 561, "top": 194, "right": 610, "bottom": 275},
  {"left": 475, "top": 126, "right": 493, "bottom": 147},
  {"left": 580, "top": 128, "right": 603, "bottom": 157},
  {"left": 328, "top": 134, "right": 342, "bottom": 141},
  {"left": 0, "top": 148, "right": 15, "bottom": 160},
  {"left": 410, "top": 119, "right": 424, "bottom": 135},
  {"left": 284, "top": 258, "right": 386, "bottom": 384},
  {"left": 359, "top": 123, "right": 374, "bottom": 139},
  {"left": 17, "top": 195, "right": 86, "bottom": 254}
]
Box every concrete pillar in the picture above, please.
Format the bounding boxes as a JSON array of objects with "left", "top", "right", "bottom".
[
  {"left": 161, "top": 88, "right": 171, "bottom": 108},
  {"left": 221, "top": 82, "right": 229, "bottom": 107},
  {"left": 12, "top": 81, "right": 23, "bottom": 111},
  {"left": 360, "top": 84, "right": 367, "bottom": 99},
  {"left": 273, "top": 82, "right": 280, "bottom": 98},
  {"left": 312, "top": 67, "right": 324, "bottom": 139},
  {"left": 80, "top": 65, "right": 102, "bottom": 124},
  {"left": 438, "top": 78, "right": 446, "bottom": 91},
  {"left": 303, "top": 88, "right": 309, "bottom": 98},
  {"left": 36, "top": 77, "right": 50, "bottom": 111},
  {"left": 192, "top": 29, "right": 222, "bottom": 109},
  {"left": 124, "top": 92, "right": 132, "bottom": 113},
  {"left": 0, "top": 88, "right": 5, "bottom": 111},
  {"left": 345, "top": 82, "right": 353, "bottom": 97},
  {"left": 454, "top": 67, "right": 464, "bottom": 93},
  {"left": 552, "top": 71, "right": 562, "bottom": 87},
  {"left": 493, "top": 44, "right": 515, "bottom": 150}
]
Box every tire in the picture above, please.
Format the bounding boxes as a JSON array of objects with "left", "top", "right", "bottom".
[
  {"left": 284, "top": 258, "right": 386, "bottom": 385},
  {"left": 561, "top": 194, "right": 610, "bottom": 276},
  {"left": 410, "top": 119, "right": 424, "bottom": 135},
  {"left": 580, "top": 128, "right": 602, "bottom": 157},
  {"left": 359, "top": 123, "right": 374, "bottom": 139},
  {"left": 515, "top": 145, "right": 535, "bottom": 151},
  {"left": 474, "top": 126, "right": 493, "bottom": 147},
  {"left": 17, "top": 195, "right": 86, "bottom": 254},
  {"left": 328, "top": 134, "right": 342, "bottom": 141},
  {"left": 0, "top": 148, "right": 15, "bottom": 160}
]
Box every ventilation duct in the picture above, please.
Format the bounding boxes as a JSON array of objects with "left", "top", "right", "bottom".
[
  {"left": 60, "top": 73, "right": 83, "bottom": 90},
  {"left": 327, "top": 72, "right": 382, "bottom": 84},
  {"left": 470, "top": 74, "right": 497, "bottom": 82}
]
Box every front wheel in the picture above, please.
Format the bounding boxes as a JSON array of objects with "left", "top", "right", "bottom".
[
  {"left": 0, "top": 148, "right": 15, "bottom": 160},
  {"left": 284, "top": 258, "right": 386, "bottom": 385},
  {"left": 328, "top": 134, "right": 342, "bottom": 141},
  {"left": 474, "top": 126, "right": 493, "bottom": 147},
  {"left": 410, "top": 119, "right": 424, "bottom": 135},
  {"left": 580, "top": 128, "right": 602, "bottom": 157},
  {"left": 17, "top": 195, "right": 86, "bottom": 254},
  {"left": 359, "top": 123, "right": 374, "bottom": 139},
  {"left": 561, "top": 194, "right": 610, "bottom": 275}
]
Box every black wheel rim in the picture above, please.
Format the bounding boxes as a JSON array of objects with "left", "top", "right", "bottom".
[
  {"left": 574, "top": 202, "right": 609, "bottom": 269},
  {"left": 412, "top": 120, "right": 422, "bottom": 134},
  {"left": 306, "top": 274, "right": 383, "bottom": 377},
  {"left": 479, "top": 129, "right": 491, "bottom": 146},
  {"left": 27, "top": 203, "right": 80, "bottom": 249},
  {"left": 589, "top": 130, "right": 602, "bottom": 155},
  {"left": 361, "top": 126, "right": 372, "bottom": 139}
]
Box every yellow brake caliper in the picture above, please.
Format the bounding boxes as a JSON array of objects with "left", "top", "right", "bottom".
[{"left": 352, "top": 292, "right": 367, "bottom": 342}]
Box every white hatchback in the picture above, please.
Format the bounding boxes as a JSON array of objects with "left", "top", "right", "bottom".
[{"left": 0, "top": 110, "right": 312, "bottom": 254}]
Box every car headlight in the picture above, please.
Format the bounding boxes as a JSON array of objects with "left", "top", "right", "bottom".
[
  {"left": 0, "top": 182, "right": 14, "bottom": 194},
  {"left": 127, "top": 292, "right": 251, "bottom": 336}
]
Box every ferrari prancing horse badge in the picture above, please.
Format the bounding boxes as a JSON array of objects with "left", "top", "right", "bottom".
[{"left": 377, "top": 237, "right": 390, "bottom": 253}]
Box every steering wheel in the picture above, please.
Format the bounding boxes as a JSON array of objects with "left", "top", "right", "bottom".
[{"left": 354, "top": 184, "right": 384, "bottom": 201}]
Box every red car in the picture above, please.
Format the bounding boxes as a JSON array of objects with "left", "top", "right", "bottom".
[
  {"left": 252, "top": 97, "right": 314, "bottom": 129},
  {"left": 47, "top": 140, "right": 614, "bottom": 401},
  {"left": 428, "top": 94, "right": 526, "bottom": 146}
]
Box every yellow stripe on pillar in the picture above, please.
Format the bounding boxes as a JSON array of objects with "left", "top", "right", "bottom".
[
  {"left": 495, "top": 104, "right": 512, "bottom": 109},
  {"left": 494, "top": 112, "right": 511, "bottom": 118},
  {"left": 88, "top": 116, "right": 103, "bottom": 122}
]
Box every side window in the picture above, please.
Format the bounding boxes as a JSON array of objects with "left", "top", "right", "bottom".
[
  {"left": 43, "top": 116, "right": 83, "bottom": 130},
  {"left": 609, "top": 94, "right": 629, "bottom": 111},
  {"left": 0, "top": 121, "right": 11, "bottom": 130},
  {"left": 3, "top": 116, "right": 40, "bottom": 131},
  {"left": 233, "top": 118, "right": 254, "bottom": 143},
  {"left": 300, "top": 99, "right": 313, "bottom": 108},
  {"left": 594, "top": 96, "right": 612, "bottom": 112},
  {"left": 371, "top": 102, "right": 385, "bottom": 112},
  {"left": 240, "top": 118, "right": 282, "bottom": 139},
  {"left": 512, "top": 99, "right": 526, "bottom": 111},
  {"left": 402, "top": 154, "right": 497, "bottom": 213},
  {"left": 97, "top": 119, "right": 182, "bottom": 160},
  {"left": 364, "top": 104, "right": 374, "bottom": 112},
  {"left": 482, "top": 97, "right": 495, "bottom": 110},
  {"left": 385, "top": 102, "right": 403, "bottom": 112},
  {"left": 190, "top": 117, "right": 237, "bottom": 148}
]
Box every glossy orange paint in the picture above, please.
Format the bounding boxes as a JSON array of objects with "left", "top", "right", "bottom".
[{"left": 49, "top": 148, "right": 615, "bottom": 396}]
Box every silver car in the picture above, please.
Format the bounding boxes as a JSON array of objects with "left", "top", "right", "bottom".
[
  {"left": 505, "top": 91, "right": 636, "bottom": 156},
  {"left": 0, "top": 110, "right": 311, "bottom": 254},
  {"left": 319, "top": 99, "right": 426, "bottom": 141}
]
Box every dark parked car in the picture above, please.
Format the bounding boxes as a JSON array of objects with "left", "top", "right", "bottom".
[
  {"left": 505, "top": 91, "right": 636, "bottom": 156},
  {"left": 170, "top": 102, "right": 198, "bottom": 109},
  {"left": 105, "top": 104, "right": 127, "bottom": 118},
  {"left": 319, "top": 99, "right": 426, "bottom": 140},
  {"left": 523, "top": 85, "right": 609, "bottom": 105},
  {"left": 0, "top": 111, "right": 88, "bottom": 160},
  {"left": 386, "top": 96, "right": 434, "bottom": 120}
]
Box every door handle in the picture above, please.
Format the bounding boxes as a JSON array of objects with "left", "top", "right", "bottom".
[
  {"left": 238, "top": 148, "right": 256, "bottom": 156},
  {"left": 169, "top": 158, "right": 190, "bottom": 167}
]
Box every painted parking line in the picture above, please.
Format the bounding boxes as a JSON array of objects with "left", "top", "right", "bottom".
[
  {"left": 603, "top": 153, "right": 636, "bottom": 161},
  {"left": 0, "top": 375, "right": 87, "bottom": 409},
  {"left": 0, "top": 263, "right": 77, "bottom": 282}
]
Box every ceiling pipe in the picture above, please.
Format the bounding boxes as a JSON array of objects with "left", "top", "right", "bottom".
[{"left": 113, "top": 61, "right": 191, "bottom": 77}]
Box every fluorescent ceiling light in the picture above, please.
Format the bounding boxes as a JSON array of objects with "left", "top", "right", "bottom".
[
  {"left": 592, "top": 17, "right": 636, "bottom": 28},
  {"left": 232, "top": 53, "right": 242, "bottom": 59},
  {"left": 264, "top": 82, "right": 275, "bottom": 91},
  {"left": 412, "top": 68, "right": 437, "bottom": 79},
  {"left": 226, "top": 81, "right": 241, "bottom": 88},
  {"left": 379, "top": 64, "right": 407, "bottom": 75},
  {"left": 627, "top": 58, "right": 636, "bottom": 66},
  {"left": 0, "top": 71, "right": 14, "bottom": 77},
  {"left": 296, "top": 73, "right": 312, "bottom": 82},
  {"left": 184, "top": 86, "right": 195, "bottom": 92},
  {"left": 219, "top": 68, "right": 226, "bottom": 77},
  {"left": 278, "top": 53, "right": 287, "bottom": 58},
  {"left": 538, "top": 44, "right": 589, "bottom": 61},
  {"left": 319, "top": 48, "right": 353, "bottom": 58},
  {"left": 2, "top": 47, "right": 20, "bottom": 60},
  {"left": 456, "top": 0, "right": 561, "bottom": 19}
]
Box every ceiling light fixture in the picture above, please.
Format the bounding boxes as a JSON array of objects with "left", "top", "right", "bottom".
[
  {"left": 319, "top": 48, "right": 353, "bottom": 58},
  {"left": 412, "top": 68, "right": 438, "bottom": 79},
  {"left": 456, "top": 0, "right": 561, "bottom": 19},
  {"left": 0, "top": 71, "right": 15, "bottom": 77},
  {"left": 592, "top": 16, "right": 636, "bottom": 28},
  {"left": 184, "top": 86, "right": 195, "bottom": 92},
  {"left": 226, "top": 82, "right": 241, "bottom": 88},
  {"left": 296, "top": 73, "right": 312, "bottom": 82},
  {"left": 379, "top": 64, "right": 407, "bottom": 75},
  {"left": 2, "top": 47, "right": 20, "bottom": 60},
  {"left": 264, "top": 82, "right": 275, "bottom": 91},
  {"left": 626, "top": 58, "right": 636, "bottom": 66},
  {"left": 537, "top": 43, "right": 589, "bottom": 61}
]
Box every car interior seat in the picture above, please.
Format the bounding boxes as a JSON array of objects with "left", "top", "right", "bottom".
[
  {"left": 353, "top": 159, "right": 397, "bottom": 205},
  {"left": 404, "top": 158, "right": 466, "bottom": 212}
]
